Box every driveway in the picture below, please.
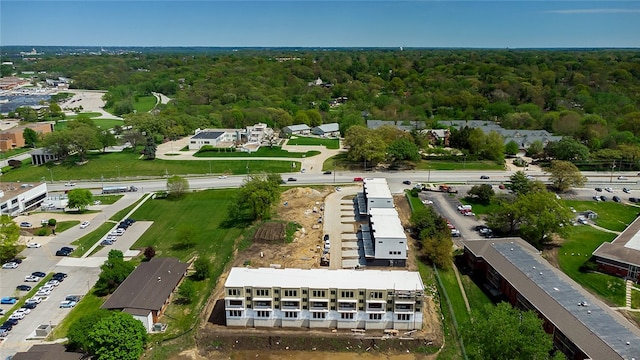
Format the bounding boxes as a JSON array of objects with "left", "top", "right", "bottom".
[{"left": 322, "top": 186, "right": 360, "bottom": 269}]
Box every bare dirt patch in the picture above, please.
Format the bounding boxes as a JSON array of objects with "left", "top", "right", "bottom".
[{"left": 253, "top": 222, "right": 286, "bottom": 242}]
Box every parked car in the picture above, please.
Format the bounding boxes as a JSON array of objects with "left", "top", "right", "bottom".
[
  {"left": 323, "top": 171, "right": 332, "bottom": 175},
  {"left": 618, "top": 176, "right": 628, "bottom": 180},
  {"left": 22, "top": 302, "right": 37, "bottom": 309},
  {"left": 16, "top": 285, "right": 32, "bottom": 291},
  {"left": 9, "top": 312, "right": 25, "bottom": 320},
  {"left": 26, "top": 242, "right": 41, "bottom": 248},
  {"left": 9, "top": 258, "right": 22, "bottom": 264},
  {"left": 24, "top": 275, "right": 40, "bottom": 282},
  {"left": 26, "top": 297, "right": 42, "bottom": 304},
  {"left": 59, "top": 300, "right": 77, "bottom": 308},
  {"left": 14, "top": 308, "right": 30, "bottom": 316},
  {"left": 402, "top": 180, "right": 412, "bottom": 185},
  {"left": 115, "top": 228, "right": 125, "bottom": 235},
  {"left": 353, "top": 177, "right": 364, "bottom": 182},
  {"left": 630, "top": 198, "right": 639, "bottom": 203},
  {"left": 52, "top": 272, "right": 67, "bottom": 281},
  {"left": 55, "top": 250, "right": 71, "bottom": 256},
  {"left": 80, "top": 221, "right": 90, "bottom": 229},
  {"left": 32, "top": 271, "right": 46, "bottom": 278},
  {"left": 613, "top": 196, "right": 621, "bottom": 203},
  {"left": 605, "top": 187, "right": 613, "bottom": 193},
  {"left": 600, "top": 195, "right": 608, "bottom": 201},
  {"left": 323, "top": 234, "right": 329, "bottom": 241},
  {"left": 61, "top": 246, "right": 73, "bottom": 253},
  {"left": 35, "top": 289, "right": 52, "bottom": 297},
  {"left": 65, "top": 295, "right": 81, "bottom": 302},
  {"left": 595, "top": 187, "right": 603, "bottom": 192},
  {"left": 0, "top": 323, "right": 13, "bottom": 332},
  {"left": 287, "top": 177, "right": 297, "bottom": 182},
  {"left": 40, "top": 284, "right": 55, "bottom": 292},
  {"left": 623, "top": 188, "right": 631, "bottom": 193},
  {"left": 592, "top": 196, "right": 601, "bottom": 201},
  {"left": 19, "top": 222, "right": 32, "bottom": 227},
  {"left": 0, "top": 329, "right": 8, "bottom": 337},
  {"left": 2, "top": 262, "right": 18, "bottom": 269},
  {"left": 480, "top": 175, "right": 490, "bottom": 179},
  {"left": 46, "top": 280, "right": 60, "bottom": 287},
  {"left": 100, "top": 239, "right": 114, "bottom": 246}
]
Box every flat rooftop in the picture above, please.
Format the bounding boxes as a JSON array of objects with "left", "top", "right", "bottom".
[
  {"left": 225, "top": 267, "right": 424, "bottom": 291},
  {"left": 369, "top": 207, "right": 406, "bottom": 239},
  {"left": 0, "top": 182, "right": 46, "bottom": 200},
  {"left": 192, "top": 131, "right": 224, "bottom": 140},
  {"left": 593, "top": 215, "right": 640, "bottom": 267},
  {"left": 363, "top": 178, "right": 392, "bottom": 199}
]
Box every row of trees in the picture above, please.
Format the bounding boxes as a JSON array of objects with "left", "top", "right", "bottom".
[
  {"left": 228, "top": 173, "right": 283, "bottom": 221},
  {"left": 409, "top": 203, "right": 453, "bottom": 268}
]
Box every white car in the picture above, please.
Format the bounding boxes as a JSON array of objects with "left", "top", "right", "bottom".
[
  {"left": 115, "top": 228, "right": 125, "bottom": 235},
  {"left": 422, "top": 199, "right": 434, "bottom": 205},
  {"left": 40, "top": 284, "right": 55, "bottom": 292},
  {"left": 64, "top": 182, "right": 76, "bottom": 187},
  {"left": 46, "top": 280, "right": 60, "bottom": 287},
  {"left": 24, "top": 275, "right": 40, "bottom": 282},
  {"left": 36, "top": 290, "right": 52, "bottom": 297},
  {"left": 9, "top": 312, "right": 25, "bottom": 320},
  {"left": 80, "top": 221, "right": 90, "bottom": 229},
  {"left": 218, "top": 175, "right": 227, "bottom": 179},
  {"left": 2, "top": 262, "right": 18, "bottom": 269},
  {"left": 26, "top": 297, "right": 42, "bottom": 304},
  {"left": 27, "top": 242, "right": 41, "bottom": 248},
  {"left": 15, "top": 308, "right": 31, "bottom": 315}
]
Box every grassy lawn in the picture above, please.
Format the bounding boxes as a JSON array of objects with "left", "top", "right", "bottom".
[
  {"left": 416, "top": 160, "right": 504, "bottom": 171},
  {"left": 0, "top": 150, "right": 301, "bottom": 182},
  {"left": 436, "top": 267, "right": 471, "bottom": 326},
  {"left": 109, "top": 196, "right": 147, "bottom": 221},
  {"left": 459, "top": 197, "right": 501, "bottom": 215},
  {"left": 556, "top": 226, "right": 625, "bottom": 306},
  {"left": 194, "top": 147, "right": 320, "bottom": 158},
  {"left": 55, "top": 118, "right": 124, "bottom": 131},
  {"left": 563, "top": 200, "right": 640, "bottom": 232},
  {"left": 93, "top": 194, "right": 123, "bottom": 205},
  {"left": 133, "top": 95, "right": 157, "bottom": 112},
  {"left": 49, "top": 292, "right": 104, "bottom": 340},
  {"left": 65, "top": 112, "right": 103, "bottom": 119},
  {"left": 459, "top": 274, "right": 492, "bottom": 312},
  {"left": 1, "top": 148, "right": 32, "bottom": 158},
  {"left": 56, "top": 220, "right": 80, "bottom": 233},
  {"left": 632, "top": 288, "right": 640, "bottom": 309},
  {"left": 287, "top": 136, "right": 340, "bottom": 149},
  {"left": 70, "top": 222, "right": 113, "bottom": 257}
]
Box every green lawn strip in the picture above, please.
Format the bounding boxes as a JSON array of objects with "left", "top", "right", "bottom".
[
  {"left": 0, "top": 150, "right": 301, "bottom": 183},
  {"left": 406, "top": 191, "right": 424, "bottom": 210},
  {"left": 557, "top": 226, "right": 625, "bottom": 306},
  {"left": 286, "top": 136, "right": 340, "bottom": 149},
  {"left": 93, "top": 194, "right": 124, "bottom": 205},
  {"left": 55, "top": 118, "right": 124, "bottom": 131},
  {"left": 563, "top": 200, "right": 640, "bottom": 232},
  {"left": 65, "top": 112, "right": 103, "bottom": 119},
  {"left": 109, "top": 196, "right": 147, "bottom": 222},
  {"left": 459, "top": 197, "right": 501, "bottom": 215},
  {"left": 194, "top": 147, "right": 320, "bottom": 158},
  {"left": 48, "top": 292, "right": 104, "bottom": 340},
  {"left": 55, "top": 220, "right": 80, "bottom": 233},
  {"left": 133, "top": 95, "right": 157, "bottom": 113},
  {"left": 1, "top": 148, "right": 32, "bottom": 158},
  {"left": 70, "top": 222, "right": 114, "bottom": 257},
  {"left": 632, "top": 287, "right": 640, "bottom": 309},
  {"left": 416, "top": 160, "right": 504, "bottom": 171},
  {"left": 459, "top": 274, "right": 492, "bottom": 312},
  {"left": 416, "top": 261, "right": 462, "bottom": 358},
  {"left": 0, "top": 273, "right": 54, "bottom": 324},
  {"left": 436, "top": 267, "right": 471, "bottom": 326}
]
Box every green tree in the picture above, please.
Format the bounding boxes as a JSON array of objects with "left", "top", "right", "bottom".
[
  {"left": 23, "top": 128, "right": 38, "bottom": 148},
  {"left": 0, "top": 215, "right": 20, "bottom": 262},
  {"left": 42, "top": 130, "right": 72, "bottom": 160},
  {"left": 545, "top": 137, "right": 589, "bottom": 162},
  {"left": 547, "top": 160, "right": 587, "bottom": 193},
  {"left": 482, "top": 131, "right": 505, "bottom": 163},
  {"left": 176, "top": 279, "right": 196, "bottom": 304},
  {"left": 193, "top": 257, "right": 210, "bottom": 280},
  {"left": 509, "top": 171, "right": 533, "bottom": 195},
  {"left": 526, "top": 140, "right": 544, "bottom": 158},
  {"left": 122, "top": 130, "right": 145, "bottom": 152},
  {"left": 505, "top": 140, "right": 519, "bottom": 156},
  {"left": 67, "top": 189, "right": 93, "bottom": 211},
  {"left": 94, "top": 250, "right": 135, "bottom": 296},
  {"left": 343, "top": 125, "right": 387, "bottom": 168},
  {"left": 229, "top": 174, "right": 282, "bottom": 221},
  {"left": 143, "top": 246, "right": 155, "bottom": 261},
  {"left": 98, "top": 131, "right": 117, "bottom": 152},
  {"left": 87, "top": 311, "right": 148, "bottom": 360},
  {"left": 467, "top": 184, "right": 495, "bottom": 205},
  {"left": 410, "top": 206, "right": 452, "bottom": 268},
  {"left": 67, "top": 309, "right": 112, "bottom": 351},
  {"left": 142, "top": 136, "right": 156, "bottom": 160},
  {"left": 166, "top": 175, "right": 189, "bottom": 198},
  {"left": 463, "top": 302, "right": 557, "bottom": 360},
  {"left": 387, "top": 138, "right": 420, "bottom": 162}
]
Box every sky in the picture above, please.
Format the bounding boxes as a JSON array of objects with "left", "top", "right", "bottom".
[{"left": 1, "top": 1, "right": 639, "bottom": 48}]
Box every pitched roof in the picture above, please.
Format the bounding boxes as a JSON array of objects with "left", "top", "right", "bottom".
[
  {"left": 11, "top": 344, "right": 83, "bottom": 360},
  {"left": 102, "top": 257, "right": 189, "bottom": 312},
  {"left": 283, "top": 124, "right": 311, "bottom": 132},
  {"left": 594, "top": 215, "right": 640, "bottom": 267},
  {"left": 312, "top": 122, "right": 339, "bottom": 133},
  {"left": 463, "top": 238, "right": 640, "bottom": 360}
]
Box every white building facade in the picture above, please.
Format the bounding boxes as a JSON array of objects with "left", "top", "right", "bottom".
[
  {"left": 369, "top": 208, "right": 408, "bottom": 261},
  {"left": 0, "top": 182, "right": 47, "bottom": 216},
  {"left": 363, "top": 178, "right": 394, "bottom": 212},
  {"left": 224, "top": 268, "right": 424, "bottom": 330}
]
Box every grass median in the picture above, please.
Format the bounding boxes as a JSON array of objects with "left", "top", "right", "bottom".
[
  {"left": 194, "top": 147, "right": 320, "bottom": 158},
  {"left": 286, "top": 136, "right": 339, "bottom": 149},
  {"left": 70, "top": 222, "right": 114, "bottom": 257}
]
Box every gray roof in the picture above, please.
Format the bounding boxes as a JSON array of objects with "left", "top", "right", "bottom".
[
  {"left": 463, "top": 238, "right": 640, "bottom": 360},
  {"left": 11, "top": 344, "right": 83, "bottom": 360},
  {"left": 312, "top": 122, "right": 339, "bottom": 133},
  {"left": 102, "top": 257, "right": 189, "bottom": 313},
  {"left": 192, "top": 131, "right": 224, "bottom": 140},
  {"left": 367, "top": 120, "right": 426, "bottom": 132},
  {"left": 593, "top": 215, "right": 640, "bottom": 268},
  {"left": 283, "top": 124, "right": 311, "bottom": 132},
  {"left": 440, "top": 120, "right": 562, "bottom": 147}
]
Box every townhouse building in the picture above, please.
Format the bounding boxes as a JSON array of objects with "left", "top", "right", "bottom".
[{"left": 224, "top": 267, "right": 424, "bottom": 330}]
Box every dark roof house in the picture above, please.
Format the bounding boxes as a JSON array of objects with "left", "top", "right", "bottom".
[{"left": 11, "top": 344, "right": 83, "bottom": 360}]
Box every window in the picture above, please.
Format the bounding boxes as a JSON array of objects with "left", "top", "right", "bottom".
[
  {"left": 256, "top": 311, "right": 270, "bottom": 318},
  {"left": 254, "top": 300, "right": 272, "bottom": 308},
  {"left": 368, "top": 303, "right": 383, "bottom": 310},
  {"left": 338, "top": 302, "right": 356, "bottom": 311},
  {"left": 341, "top": 313, "right": 354, "bottom": 320},
  {"left": 228, "top": 288, "right": 239, "bottom": 296},
  {"left": 229, "top": 310, "right": 242, "bottom": 317},
  {"left": 359, "top": 291, "right": 365, "bottom": 296},
  {"left": 370, "top": 291, "right": 383, "bottom": 299},
  {"left": 229, "top": 300, "right": 243, "bottom": 306},
  {"left": 312, "top": 312, "right": 326, "bottom": 319},
  {"left": 284, "top": 311, "right": 298, "bottom": 319},
  {"left": 284, "top": 289, "right": 298, "bottom": 297},
  {"left": 396, "top": 304, "right": 413, "bottom": 311},
  {"left": 310, "top": 301, "right": 328, "bottom": 310},
  {"left": 255, "top": 289, "right": 269, "bottom": 297},
  {"left": 312, "top": 290, "right": 326, "bottom": 298},
  {"left": 369, "top": 313, "right": 382, "bottom": 320},
  {"left": 283, "top": 301, "right": 299, "bottom": 308},
  {"left": 397, "top": 314, "right": 411, "bottom": 321},
  {"left": 341, "top": 291, "right": 354, "bottom": 298}
]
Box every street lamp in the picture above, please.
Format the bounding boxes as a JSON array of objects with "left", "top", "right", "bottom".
[
  {"left": 610, "top": 162, "right": 616, "bottom": 183},
  {"left": 48, "top": 168, "right": 53, "bottom": 183}
]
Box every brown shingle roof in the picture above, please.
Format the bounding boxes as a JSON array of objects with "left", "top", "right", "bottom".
[
  {"left": 11, "top": 344, "right": 83, "bottom": 360},
  {"left": 101, "top": 257, "right": 188, "bottom": 312}
]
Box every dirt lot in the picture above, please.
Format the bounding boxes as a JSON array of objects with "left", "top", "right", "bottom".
[{"left": 193, "top": 187, "right": 443, "bottom": 360}]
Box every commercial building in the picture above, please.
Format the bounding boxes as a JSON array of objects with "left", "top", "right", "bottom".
[
  {"left": 311, "top": 123, "right": 340, "bottom": 137},
  {"left": 101, "top": 257, "right": 189, "bottom": 332},
  {"left": 593, "top": 215, "right": 640, "bottom": 282},
  {"left": 461, "top": 238, "right": 640, "bottom": 360},
  {"left": 0, "top": 182, "right": 47, "bottom": 216},
  {"left": 224, "top": 267, "right": 424, "bottom": 330},
  {"left": 0, "top": 122, "right": 54, "bottom": 151},
  {"left": 282, "top": 124, "right": 311, "bottom": 136}
]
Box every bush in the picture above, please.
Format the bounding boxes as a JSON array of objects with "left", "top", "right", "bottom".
[
  {"left": 8, "top": 159, "right": 21, "bottom": 168},
  {"left": 143, "top": 246, "right": 156, "bottom": 261},
  {"left": 193, "top": 257, "right": 210, "bottom": 280},
  {"left": 48, "top": 218, "right": 57, "bottom": 227},
  {"left": 36, "top": 228, "right": 49, "bottom": 236}
]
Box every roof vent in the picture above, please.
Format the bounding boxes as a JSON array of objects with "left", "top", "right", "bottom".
[
  {"left": 539, "top": 272, "right": 543, "bottom": 275},
  {"left": 553, "top": 287, "right": 559, "bottom": 291},
  {"left": 627, "top": 341, "right": 631, "bottom": 345},
  {"left": 157, "top": 277, "right": 161, "bottom": 282}
]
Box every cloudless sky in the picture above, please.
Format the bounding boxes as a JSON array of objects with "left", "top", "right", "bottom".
[{"left": 1, "top": 1, "right": 639, "bottom": 48}]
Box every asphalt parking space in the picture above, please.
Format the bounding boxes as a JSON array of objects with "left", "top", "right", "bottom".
[{"left": 91, "top": 221, "right": 153, "bottom": 257}]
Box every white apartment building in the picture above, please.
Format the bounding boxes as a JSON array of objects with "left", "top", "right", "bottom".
[
  {"left": 224, "top": 267, "right": 424, "bottom": 330},
  {"left": 188, "top": 123, "right": 274, "bottom": 151},
  {"left": 369, "top": 208, "right": 408, "bottom": 262},
  {"left": 363, "top": 178, "right": 393, "bottom": 213}
]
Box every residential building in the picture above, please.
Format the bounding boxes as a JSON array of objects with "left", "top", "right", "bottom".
[
  {"left": 593, "top": 215, "right": 640, "bottom": 282},
  {"left": 188, "top": 123, "right": 273, "bottom": 151},
  {"left": 362, "top": 177, "right": 393, "bottom": 212},
  {"left": 311, "top": 123, "right": 340, "bottom": 137},
  {"left": 101, "top": 257, "right": 189, "bottom": 332},
  {"left": 0, "top": 122, "right": 54, "bottom": 151},
  {"left": 224, "top": 267, "right": 424, "bottom": 330},
  {"left": 462, "top": 238, "right": 640, "bottom": 360},
  {"left": 11, "top": 344, "right": 83, "bottom": 360},
  {"left": 282, "top": 124, "right": 311, "bottom": 136},
  {"left": 439, "top": 120, "right": 562, "bottom": 149},
  {"left": 0, "top": 182, "right": 47, "bottom": 216},
  {"left": 366, "top": 119, "right": 426, "bottom": 132}
]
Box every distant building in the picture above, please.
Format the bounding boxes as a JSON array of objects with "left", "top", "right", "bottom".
[
  {"left": 0, "top": 182, "right": 48, "bottom": 216},
  {"left": 31, "top": 148, "right": 59, "bottom": 166},
  {"left": 224, "top": 267, "right": 424, "bottom": 330},
  {"left": 0, "top": 122, "right": 54, "bottom": 151},
  {"left": 0, "top": 76, "right": 30, "bottom": 90},
  {"left": 440, "top": 120, "right": 562, "bottom": 149},
  {"left": 282, "top": 124, "right": 311, "bottom": 136},
  {"left": 593, "top": 216, "right": 640, "bottom": 282},
  {"left": 188, "top": 123, "right": 274, "bottom": 151},
  {"left": 311, "top": 123, "right": 340, "bottom": 137},
  {"left": 101, "top": 257, "right": 189, "bottom": 333},
  {"left": 367, "top": 119, "right": 426, "bottom": 132}
]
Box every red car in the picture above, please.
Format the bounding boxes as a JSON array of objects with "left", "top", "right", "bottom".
[{"left": 353, "top": 177, "right": 364, "bottom": 182}]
